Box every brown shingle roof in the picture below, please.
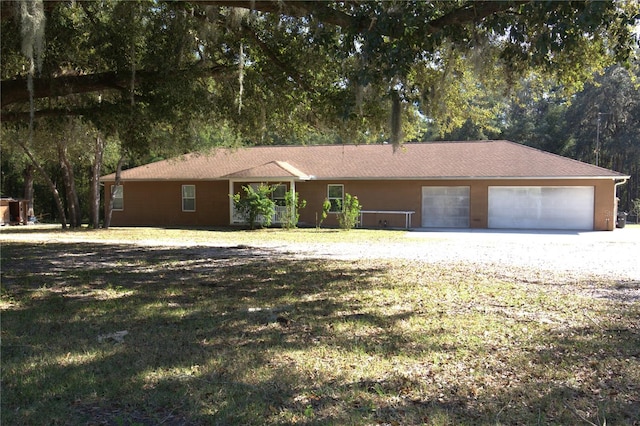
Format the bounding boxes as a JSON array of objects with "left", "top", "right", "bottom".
[
  {"left": 222, "top": 161, "right": 310, "bottom": 179},
  {"left": 100, "top": 140, "right": 627, "bottom": 181}
]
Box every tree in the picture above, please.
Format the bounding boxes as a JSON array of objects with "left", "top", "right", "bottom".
[
  {"left": 2, "top": 1, "right": 638, "bottom": 226},
  {"left": 2, "top": 124, "right": 70, "bottom": 227},
  {"left": 2, "top": 1, "right": 638, "bottom": 145},
  {"left": 499, "top": 78, "right": 572, "bottom": 154},
  {"left": 496, "top": 64, "right": 640, "bottom": 213},
  {"left": 563, "top": 65, "right": 640, "bottom": 212}
]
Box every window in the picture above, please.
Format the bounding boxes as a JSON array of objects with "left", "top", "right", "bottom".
[
  {"left": 112, "top": 185, "right": 123, "bottom": 210},
  {"left": 182, "top": 185, "right": 196, "bottom": 212},
  {"left": 272, "top": 184, "right": 287, "bottom": 206},
  {"left": 248, "top": 183, "right": 287, "bottom": 206},
  {"left": 327, "top": 184, "right": 344, "bottom": 212}
]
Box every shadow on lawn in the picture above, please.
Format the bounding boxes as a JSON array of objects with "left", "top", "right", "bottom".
[{"left": 1, "top": 242, "right": 639, "bottom": 425}]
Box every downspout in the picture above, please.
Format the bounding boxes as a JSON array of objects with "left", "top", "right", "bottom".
[{"left": 613, "top": 177, "right": 629, "bottom": 230}]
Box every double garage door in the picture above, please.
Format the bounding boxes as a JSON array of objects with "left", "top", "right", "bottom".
[
  {"left": 488, "top": 186, "right": 594, "bottom": 230},
  {"left": 421, "top": 186, "right": 594, "bottom": 230}
]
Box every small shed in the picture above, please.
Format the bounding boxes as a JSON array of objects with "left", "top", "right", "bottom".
[{"left": 0, "top": 198, "right": 29, "bottom": 225}]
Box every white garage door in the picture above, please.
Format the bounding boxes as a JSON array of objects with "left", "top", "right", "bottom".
[
  {"left": 488, "top": 186, "right": 594, "bottom": 230},
  {"left": 422, "top": 186, "right": 470, "bottom": 228}
]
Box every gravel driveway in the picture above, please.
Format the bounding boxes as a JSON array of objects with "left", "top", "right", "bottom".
[
  {"left": 2, "top": 226, "right": 638, "bottom": 301},
  {"left": 254, "top": 228, "right": 640, "bottom": 303},
  {"left": 264, "top": 228, "right": 638, "bottom": 277}
]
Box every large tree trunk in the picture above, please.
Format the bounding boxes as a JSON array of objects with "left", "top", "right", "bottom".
[
  {"left": 23, "top": 164, "right": 34, "bottom": 220},
  {"left": 18, "top": 141, "right": 67, "bottom": 229},
  {"left": 103, "top": 156, "right": 125, "bottom": 230},
  {"left": 89, "top": 134, "right": 105, "bottom": 229},
  {"left": 58, "top": 141, "right": 82, "bottom": 228}
]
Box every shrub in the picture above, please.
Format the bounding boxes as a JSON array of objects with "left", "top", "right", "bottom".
[
  {"left": 631, "top": 198, "right": 640, "bottom": 224},
  {"left": 232, "top": 184, "right": 276, "bottom": 229},
  {"left": 337, "top": 193, "right": 361, "bottom": 230},
  {"left": 281, "top": 190, "right": 307, "bottom": 229},
  {"left": 317, "top": 198, "right": 332, "bottom": 229}
]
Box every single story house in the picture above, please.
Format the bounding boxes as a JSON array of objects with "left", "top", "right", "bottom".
[{"left": 100, "top": 140, "right": 629, "bottom": 231}]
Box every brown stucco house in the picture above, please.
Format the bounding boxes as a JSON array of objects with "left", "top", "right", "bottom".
[{"left": 100, "top": 140, "right": 629, "bottom": 231}]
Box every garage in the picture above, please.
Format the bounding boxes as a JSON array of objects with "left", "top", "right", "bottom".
[
  {"left": 488, "top": 186, "right": 594, "bottom": 230},
  {"left": 422, "top": 186, "right": 470, "bottom": 228}
]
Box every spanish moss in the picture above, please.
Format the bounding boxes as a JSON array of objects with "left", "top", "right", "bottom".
[
  {"left": 390, "top": 90, "right": 403, "bottom": 148},
  {"left": 238, "top": 43, "right": 244, "bottom": 114},
  {"left": 18, "top": 0, "right": 45, "bottom": 132}
]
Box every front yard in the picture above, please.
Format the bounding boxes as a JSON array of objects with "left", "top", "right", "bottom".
[{"left": 1, "top": 228, "right": 639, "bottom": 425}]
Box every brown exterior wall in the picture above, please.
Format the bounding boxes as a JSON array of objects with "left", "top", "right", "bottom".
[
  {"left": 294, "top": 178, "right": 617, "bottom": 231},
  {"left": 294, "top": 180, "right": 420, "bottom": 228},
  {"left": 105, "top": 181, "right": 230, "bottom": 227},
  {"left": 104, "top": 178, "right": 619, "bottom": 230}
]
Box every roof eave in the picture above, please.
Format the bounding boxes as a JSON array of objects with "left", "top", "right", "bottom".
[
  {"left": 99, "top": 176, "right": 314, "bottom": 182},
  {"left": 99, "top": 175, "right": 629, "bottom": 182},
  {"left": 306, "top": 175, "right": 629, "bottom": 180}
]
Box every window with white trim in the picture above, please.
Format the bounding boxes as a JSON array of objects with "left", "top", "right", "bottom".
[
  {"left": 327, "top": 184, "right": 344, "bottom": 213},
  {"left": 112, "top": 185, "right": 124, "bottom": 211},
  {"left": 272, "top": 184, "right": 287, "bottom": 206},
  {"left": 182, "top": 185, "right": 196, "bottom": 212}
]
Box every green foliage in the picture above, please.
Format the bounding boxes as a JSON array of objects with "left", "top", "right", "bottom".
[
  {"left": 232, "top": 184, "right": 276, "bottom": 229},
  {"left": 318, "top": 198, "right": 332, "bottom": 229},
  {"left": 490, "top": 64, "right": 640, "bottom": 214},
  {"left": 557, "top": 65, "right": 640, "bottom": 212},
  {"left": 281, "top": 190, "right": 306, "bottom": 230},
  {"left": 631, "top": 199, "right": 640, "bottom": 220},
  {"left": 3, "top": 0, "right": 640, "bottom": 222},
  {"left": 337, "top": 193, "right": 361, "bottom": 231},
  {"left": 3, "top": 1, "right": 638, "bottom": 146}
]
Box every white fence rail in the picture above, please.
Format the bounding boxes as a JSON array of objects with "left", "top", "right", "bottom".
[{"left": 232, "top": 205, "right": 288, "bottom": 225}]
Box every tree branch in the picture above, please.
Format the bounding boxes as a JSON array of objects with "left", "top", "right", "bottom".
[
  {"left": 195, "top": 1, "right": 356, "bottom": 27},
  {"left": 1, "top": 65, "right": 232, "bottom": 108},
  {"left": 242, "top": 24, "right": 314, "bottom": 93},
  {"left": 1, "top": 108, "right": 86, "bottom": 122},
  {"left": 2, "top": 72, "right": 122, "bottom": 108},
  {"left": 197, "top": 0, "right": 528, "bottom": 37},
  {"left": 426, "top": 1, "right": 529, "bottom": 33},
  {"left": 0, "top": 0, "right": 66, "bottom": 22}
]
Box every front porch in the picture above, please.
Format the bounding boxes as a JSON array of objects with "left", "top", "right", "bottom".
[
  {"left": 231, "top": 204, "right": 290, "bottom": 225},
  {"left": 225, "top": 160, "right": 312, "bottom": 226},
  {"left": 228, "top": 176, "right": 304, "bottom": 226}
]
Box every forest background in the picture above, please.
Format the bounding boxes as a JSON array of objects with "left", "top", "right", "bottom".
[{"left": 1, "top": 0, "right": 639, "bottom": 227}]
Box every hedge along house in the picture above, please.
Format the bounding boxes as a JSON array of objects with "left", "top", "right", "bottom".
[{"left": 100, "top": 140, "right": 629, "bottom": 231}]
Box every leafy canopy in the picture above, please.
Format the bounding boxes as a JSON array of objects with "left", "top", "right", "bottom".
[{"left": 1, "top": 0, "right": 638, "bottom": 147}]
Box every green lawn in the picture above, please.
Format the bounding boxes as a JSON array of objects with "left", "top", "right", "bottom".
[
  {"left": 1, "top": 230, "right": 638, "bottom": 425},
  {"left": 1, "top": 224, "right": 414, "bottom": 245}
]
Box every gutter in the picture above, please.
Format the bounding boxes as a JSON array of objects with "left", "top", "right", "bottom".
[
  {"left": 614, "top": 176, "right": 629, "bottom": 194},
  {"left": 99, "top": 175, "right": 631, "bottom": 182}
]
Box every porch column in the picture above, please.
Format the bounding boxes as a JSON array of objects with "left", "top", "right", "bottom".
[
  {"left": 290, "top": 179, "right": 296, "bottom": 221},
  {"left": 228, "top": 180, "right": 234, "bottom": 225}
]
